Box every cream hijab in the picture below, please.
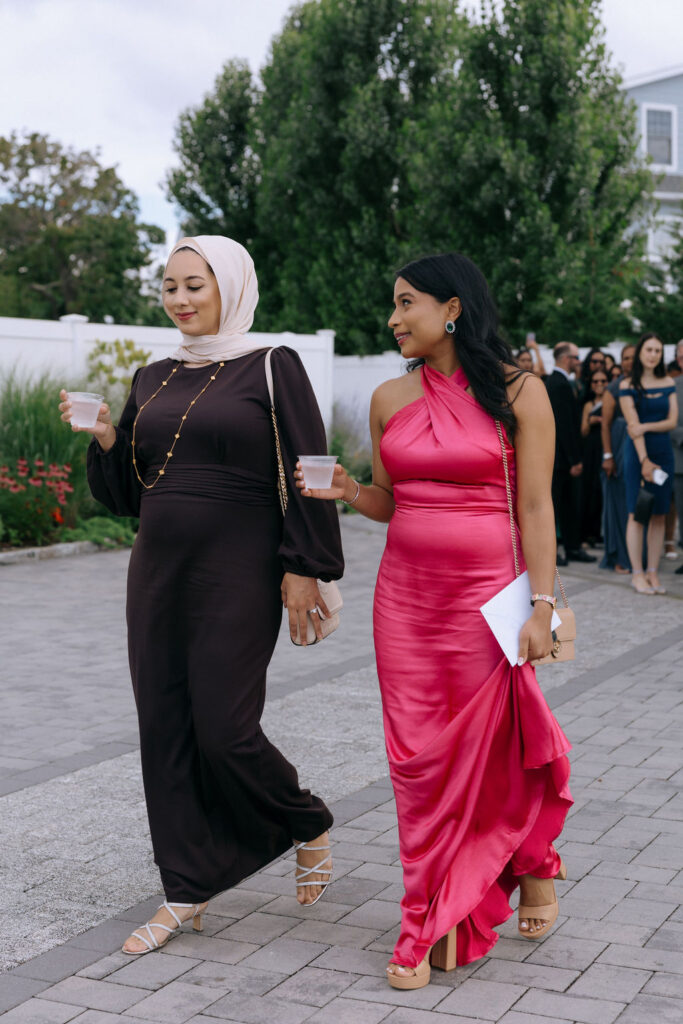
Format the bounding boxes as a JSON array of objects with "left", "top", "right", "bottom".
[{"left": 167, "top": 235, "right": 266, "bottom": 364}]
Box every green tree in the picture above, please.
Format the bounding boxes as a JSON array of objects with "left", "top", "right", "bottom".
[
  {"left": 402, "top": 0, "right": 654, "bottom": 347},
  {"left": 167, "top": 0, "right": 462, "bottom": 353},
  {"left": 0, "top": 132, "right": 166, "bottom": 323},
  {"left": 166, "top": 60, "right": 259, "bottom": 244},
  {"left": 630, "top": 211, "right": 683, "bottom": 344},
  {"left": 166, "top": 0, "right": 654, "bottom": 352}
]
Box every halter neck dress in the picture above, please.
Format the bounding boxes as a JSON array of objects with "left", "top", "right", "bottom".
[{"left": 373, "top": 363, "right": 572, "bottom": 967}]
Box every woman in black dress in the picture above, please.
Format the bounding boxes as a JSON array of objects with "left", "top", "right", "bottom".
[
  {"left": 580, "top": 366, "right": 609, "bottom": 545},
  {"left": 59, "top": 236, "right": 343, "bottom": 954}
]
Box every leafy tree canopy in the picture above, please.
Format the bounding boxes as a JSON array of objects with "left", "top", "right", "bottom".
[
  {"left": 0, "top": 132, "right": 166, "bottom": 324},
  {"left": 167, "top": 0, "right": 657, "bottom": 352},
  {"left": 630, "top": 210, "right": 683, "bottom": 345}
]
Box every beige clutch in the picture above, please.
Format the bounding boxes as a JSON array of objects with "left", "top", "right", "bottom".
[
  {"left": 292, "top": 579, "right": 343, "bottom": 646},
  {"left": 531, "top": 607, "right": 576, "bottom": 666}
]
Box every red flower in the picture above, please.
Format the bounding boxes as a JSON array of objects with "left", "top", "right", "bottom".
[
  {"left": 28, "top": 477, "right": 43, "bottom": 487},
  {"left": 17, "top": 467, "right": 29, "bottom": 477},
  {"left": 51, "top": 508, "right": 64, "bottom": 524},
  {"left": 34, "top": 458, "right": 44, "bottom": 467},
  {"left": 9, "top": 484, "right": 24, "bottom": 493},
  {"left": 63, "top": 464, "right": 72, "bottom": 473}
]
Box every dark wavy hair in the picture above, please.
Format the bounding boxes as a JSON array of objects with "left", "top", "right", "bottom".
[
  {"left": 631, "top": 332, "right": 666, "bottom": 390},
  {"left": 580, "top": 347, "right": 606, "bottom": 383},
  {"left": 396, "top": 253, "right": 517, "bottom": 434}
]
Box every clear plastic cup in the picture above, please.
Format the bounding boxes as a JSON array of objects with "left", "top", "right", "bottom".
[
  {"left": 67, "top": 392, "right": 104, "bottom": 429},
  {"left": 298, "top": 455, "right": 338, "bottom": 489}
]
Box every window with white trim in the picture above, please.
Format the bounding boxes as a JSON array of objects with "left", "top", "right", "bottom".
[
  {"left": 642, "top": 103, "right": 677, "bottom": 170},
  {"left": 647, "top": 109, "right": 672, "bottom": 164}
]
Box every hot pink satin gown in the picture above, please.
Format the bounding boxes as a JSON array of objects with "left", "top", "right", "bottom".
[{"left": 373, "top": 364, "right": 572, "bottom": 968}]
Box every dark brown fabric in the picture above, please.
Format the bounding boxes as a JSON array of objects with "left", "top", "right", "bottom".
[{"left": 87, "top": 347, "right": 342, "bottom": 901}]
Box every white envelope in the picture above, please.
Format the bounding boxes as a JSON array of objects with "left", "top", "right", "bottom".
[{"left": 480, "top": 570, "right": 562, "bottom": 666}]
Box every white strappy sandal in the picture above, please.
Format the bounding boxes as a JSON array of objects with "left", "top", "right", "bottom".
[
  {"left": 121, "top": 900, "right": 205, "bottom": 955},
  {"left": 294, "top": 839, "right": 333, "bottom": 906}
]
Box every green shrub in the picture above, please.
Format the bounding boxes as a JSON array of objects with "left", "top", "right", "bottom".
[
  {"left": 0, "top": 370, "right": 96, "bottom": 525},
  {"left": 0, "top": 458, "right": 74, "bottom": 547},
  {"left": 62, "top": 515, "right": 137, "bottom": 548}
]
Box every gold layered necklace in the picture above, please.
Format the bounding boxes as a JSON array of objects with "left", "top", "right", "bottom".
[{"left": 132, "top": 361, "right": 226, "bottom": 490}]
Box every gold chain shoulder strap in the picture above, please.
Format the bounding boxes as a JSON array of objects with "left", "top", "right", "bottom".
[
  {"left": 264, "top": 348, "right": 289, "bottom": 515},
  {"left": 494, "top": 419, "right": 568, "bottom": 607}
]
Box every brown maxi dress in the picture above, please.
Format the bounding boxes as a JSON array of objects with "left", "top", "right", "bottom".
[{"left": 87, "top": 346, "right": 343, "bottom": 902}]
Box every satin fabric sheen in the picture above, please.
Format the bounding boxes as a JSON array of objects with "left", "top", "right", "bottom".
[{"left": 373, "top": 364, "right": 572, "bottom": 968}]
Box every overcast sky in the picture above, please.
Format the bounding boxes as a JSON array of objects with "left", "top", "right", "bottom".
[{"left": 2, "top": 0, "right": 682, "bottom": 244}]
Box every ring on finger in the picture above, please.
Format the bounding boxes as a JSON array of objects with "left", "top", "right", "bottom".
[{"left": 308, "top": 607, "right": 318, "bottom": 614}]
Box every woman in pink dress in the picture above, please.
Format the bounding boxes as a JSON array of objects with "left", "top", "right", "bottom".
[{"left": 297, "top": 254, "right": 572, "bottom": 990}]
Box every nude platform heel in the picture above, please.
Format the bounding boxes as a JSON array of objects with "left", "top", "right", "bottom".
[
  {"left": 517, "top": 860, "right": 567, "bottom": 940},
  {"left": 386, "top": 925, "right": 457, "bottom": 990}
]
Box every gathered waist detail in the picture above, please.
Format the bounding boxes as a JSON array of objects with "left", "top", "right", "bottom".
[
  {"left": 393, "top": 479, "right": 510, "bottom": 515},
  {"left": 141, "top": 463, "right": 278, "bottom": 505}
]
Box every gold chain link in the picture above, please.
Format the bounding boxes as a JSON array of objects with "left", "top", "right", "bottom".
[{"left": 131, "top": 362, "right": 225, "bottom": 490}]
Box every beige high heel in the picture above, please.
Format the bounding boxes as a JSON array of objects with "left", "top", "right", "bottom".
[
  {"left": 121, "top": 900, "right": 205, "bottom": 955},
  {"left": 386, "top": 925, "right": 457, "bottom": 990},
  {"left": 518, "top": 860, "right": 567, "bottom": 940}
]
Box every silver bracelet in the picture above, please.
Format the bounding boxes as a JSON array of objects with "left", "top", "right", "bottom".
[{"left": 341, "top": 480, "right": 361, "bottom": 505}]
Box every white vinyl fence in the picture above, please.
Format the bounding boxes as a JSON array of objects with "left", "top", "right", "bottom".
[{"left": 0, "top": 315, "right": 335, "bottom": 429}]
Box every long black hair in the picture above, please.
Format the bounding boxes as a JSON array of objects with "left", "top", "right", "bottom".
[
  {"left": 631, "top": 332, "right": 666, "bottom": 391},
  {"left": 396, "top": 253, "right": 517, "bottom": 435}
]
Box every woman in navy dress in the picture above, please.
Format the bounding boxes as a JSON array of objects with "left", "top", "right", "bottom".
[{"left": 619, "top": 333, "right": 678, "bottom": 594}]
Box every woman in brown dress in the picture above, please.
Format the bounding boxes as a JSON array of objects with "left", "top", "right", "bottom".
[{"left": 59, "top": 236, "right": 343, "bottom": 954}]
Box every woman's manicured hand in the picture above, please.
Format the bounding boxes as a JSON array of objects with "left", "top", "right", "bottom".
[
  {"left": 517, "top": 603, "right": 554, "bottom": 665},
  {"left": 294, "top": 461, "right": 354, "bottom": 502},
  {"left": 59, "top": 389, "right": 116, "bottom": 449},
  {"left": 640, "top": 457, "right": 659, "bottom": 483},
  {"left": 281, "top": 573, "right": 332, "bottom": 646}
]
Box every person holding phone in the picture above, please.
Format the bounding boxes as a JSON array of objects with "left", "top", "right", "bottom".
[{"left": 619, "top": 333, "right": 678, "bottom": 594}]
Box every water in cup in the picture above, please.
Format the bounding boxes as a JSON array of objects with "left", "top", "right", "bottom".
[
  {"left": 299, "top": 455, "right": 338, "bottom": 489},
  {"left": 67, "top": 392, "right": 104, "bottom": 429}
]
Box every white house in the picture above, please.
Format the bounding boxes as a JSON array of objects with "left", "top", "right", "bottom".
[{"left": 623, "top": 64, "right": 683, "bottom": 262}]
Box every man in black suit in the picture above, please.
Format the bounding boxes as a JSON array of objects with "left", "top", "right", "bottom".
[{"left": 545, "top": 342, "right": 596, "bottom": 565}]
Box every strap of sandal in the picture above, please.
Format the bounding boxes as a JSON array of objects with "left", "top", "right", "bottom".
[{"left": 161, "top": 900, "right": 196, "bottom": 928}]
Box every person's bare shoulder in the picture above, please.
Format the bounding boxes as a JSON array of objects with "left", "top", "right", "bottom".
[
  {"left": 619, "top": 377, "right": 633, "bottom": 390},
  {"left": 371, "top": 371, "right": 422, "bottom": 428}
]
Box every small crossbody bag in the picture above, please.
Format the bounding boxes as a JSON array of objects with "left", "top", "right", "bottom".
[
  {"left": 264, "top": 348, "right": 343, "bottom": 646},
  {"left": 495, "top": 420, "right": 576, "bottom": 665}
]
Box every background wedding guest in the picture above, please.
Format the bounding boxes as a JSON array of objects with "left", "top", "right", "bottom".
[
  {"left": 545, "top": 342, "right": 596, "bottom": 565},
  {"left": 604, "top": 353, "right": 616, "bottom": 377},
  {"left": 619, "top": 333, "right": 678, "bottom": 595},
  {"left": 516, "top": 334, "right": 547, "bottom": 376},
  {"left": 672, "top": 340, "right": 683, "bottom": 573},
  {"left": 580, "top": 367, "right": 609, "bottom": 546},
  {"left": 600, "top": 343, "right": 635, "bottom": 573},
  {"left": 579, "top": 348, "right": 607, "bottom": 400}
]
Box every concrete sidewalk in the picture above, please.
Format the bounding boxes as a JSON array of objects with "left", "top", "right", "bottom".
[{"left": 1, "top": 520, "right": 683, "bottom": 1022}]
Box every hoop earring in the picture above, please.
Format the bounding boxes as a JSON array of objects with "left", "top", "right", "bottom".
[{"left": 445, "top": 320, "right": 456, "bottom": 334}]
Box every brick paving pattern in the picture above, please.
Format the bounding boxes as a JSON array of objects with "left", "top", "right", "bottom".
[{"left": 1, "top": 517, "right": 682, "bottom": 1022}]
